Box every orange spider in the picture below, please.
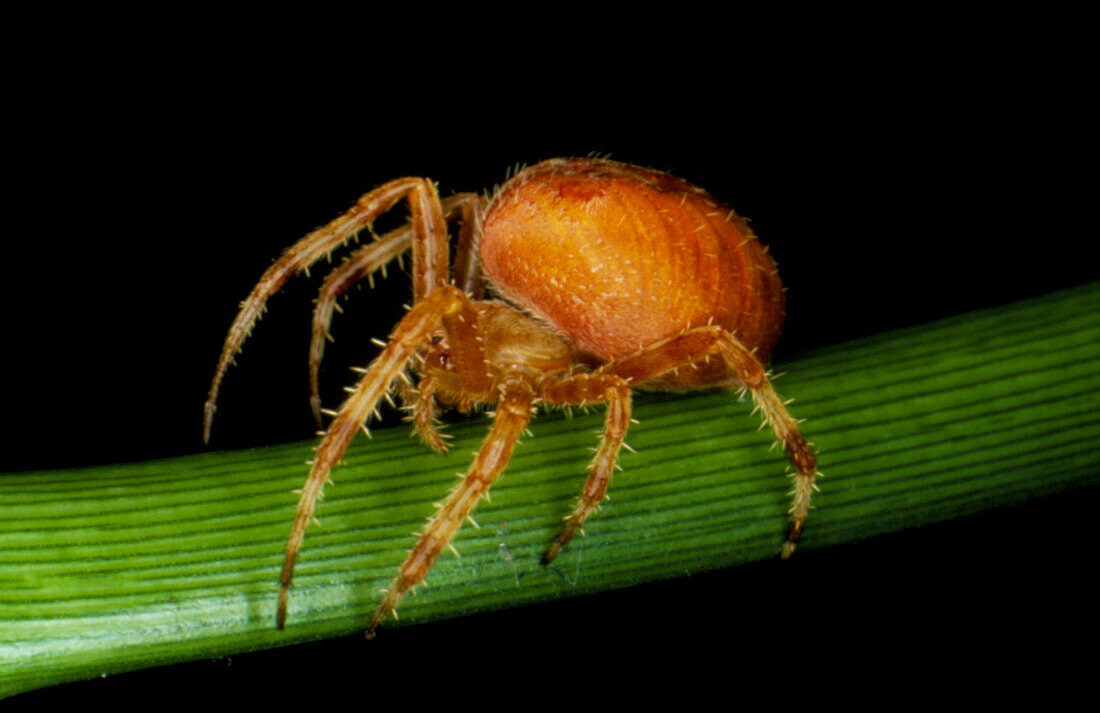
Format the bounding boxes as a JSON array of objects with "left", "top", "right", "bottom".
[{"left": 204, "top": 157, "right": 818, "bottom": 637}]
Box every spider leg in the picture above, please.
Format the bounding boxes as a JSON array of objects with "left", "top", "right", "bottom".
[
  {"left": 204, "top": 177, "right": 450, "bottom": 442},
  {"left": 599, "top": 327, "right": 818, "bottom": 558},
  {"left": 406, "top": 373, "right": 449, "bottom": 453},
  {"left": 277, "top": 285, "right": 483, "bottom": 630},
  {"left": 308, "top": 193, "right": 481, "bottom": 426},
  {"left": 367, "top": 378, "right": 534, "bottom": 638},
  {"left": 451, "top": 194, "right": 488, "bottom": 299},
  {"left": 538, "top": 374, "right": 632, "bottom": 564}
]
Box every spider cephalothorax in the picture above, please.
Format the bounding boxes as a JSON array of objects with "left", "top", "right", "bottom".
[{"left": 204, "top": 157, "right": 818, "bottom": 637}]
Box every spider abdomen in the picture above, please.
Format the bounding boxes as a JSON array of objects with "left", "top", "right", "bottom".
[{"left": 480, "top": 158, "right": 786, "bottom": 384}]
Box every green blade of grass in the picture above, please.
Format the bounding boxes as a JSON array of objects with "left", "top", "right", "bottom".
[{"left": 2, "top": 282, "right": 1099, "bottom": 697}]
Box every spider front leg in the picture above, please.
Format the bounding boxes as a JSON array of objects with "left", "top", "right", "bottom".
[
  {"left": 367, "top": 377, "right": 534, "bottom": 638},
  {"left": 308, "top": 193, "right": 483, "bottom": 426},
  {"left": 599, "top": 327, "right": 818, "bottom": 559},
  {"left": 204, "top": 176, "right": 451, "bottom": 442},
  {"left": 277, "top": 286, "right": 488, "bottom": 630},
  {"left": 540, "top": 374, "right": 632, "bottom": 564}
]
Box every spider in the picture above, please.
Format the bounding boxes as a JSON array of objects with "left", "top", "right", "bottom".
[{"left": 204, "top": 157, "right": 818, "bottom": 637}]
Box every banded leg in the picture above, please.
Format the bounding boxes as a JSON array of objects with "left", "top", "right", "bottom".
[
  {"left": 539, "top": 374, "right": 632, "bottom": 564},
  {"left": 599, "top": 326, "right": 818, "bottom": 558},
  {"left": 308, "top": 193, "right": 482, "bottom": 426},
  {"left": 367, "top": 379, "right": 534, "bottom": 638},
  {"left": 276, "top": 286, "right": 489, "bottom": 630},
  {"left": 204, "top": 177, "right": 450, "bottom": 442}
]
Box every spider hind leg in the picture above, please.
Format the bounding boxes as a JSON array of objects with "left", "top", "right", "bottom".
[
  {"left": 538, "top": 374, "right": 633, "bottom": 564},
  {"left": 596, "top": 326, "right": 818, "bottom": 558}
]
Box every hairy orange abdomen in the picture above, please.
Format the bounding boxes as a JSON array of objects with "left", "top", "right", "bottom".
[{"left": 480, "top": 158, "right": 786, "bottom": 387}]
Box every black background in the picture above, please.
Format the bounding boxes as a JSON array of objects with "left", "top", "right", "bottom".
[{"left": 4, "top": 25, "right": 1096, "bottom": 705}]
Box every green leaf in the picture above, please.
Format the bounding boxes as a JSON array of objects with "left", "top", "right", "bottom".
[{"left": 2, "top": 282, "right": 1099, "bottom": 697}]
